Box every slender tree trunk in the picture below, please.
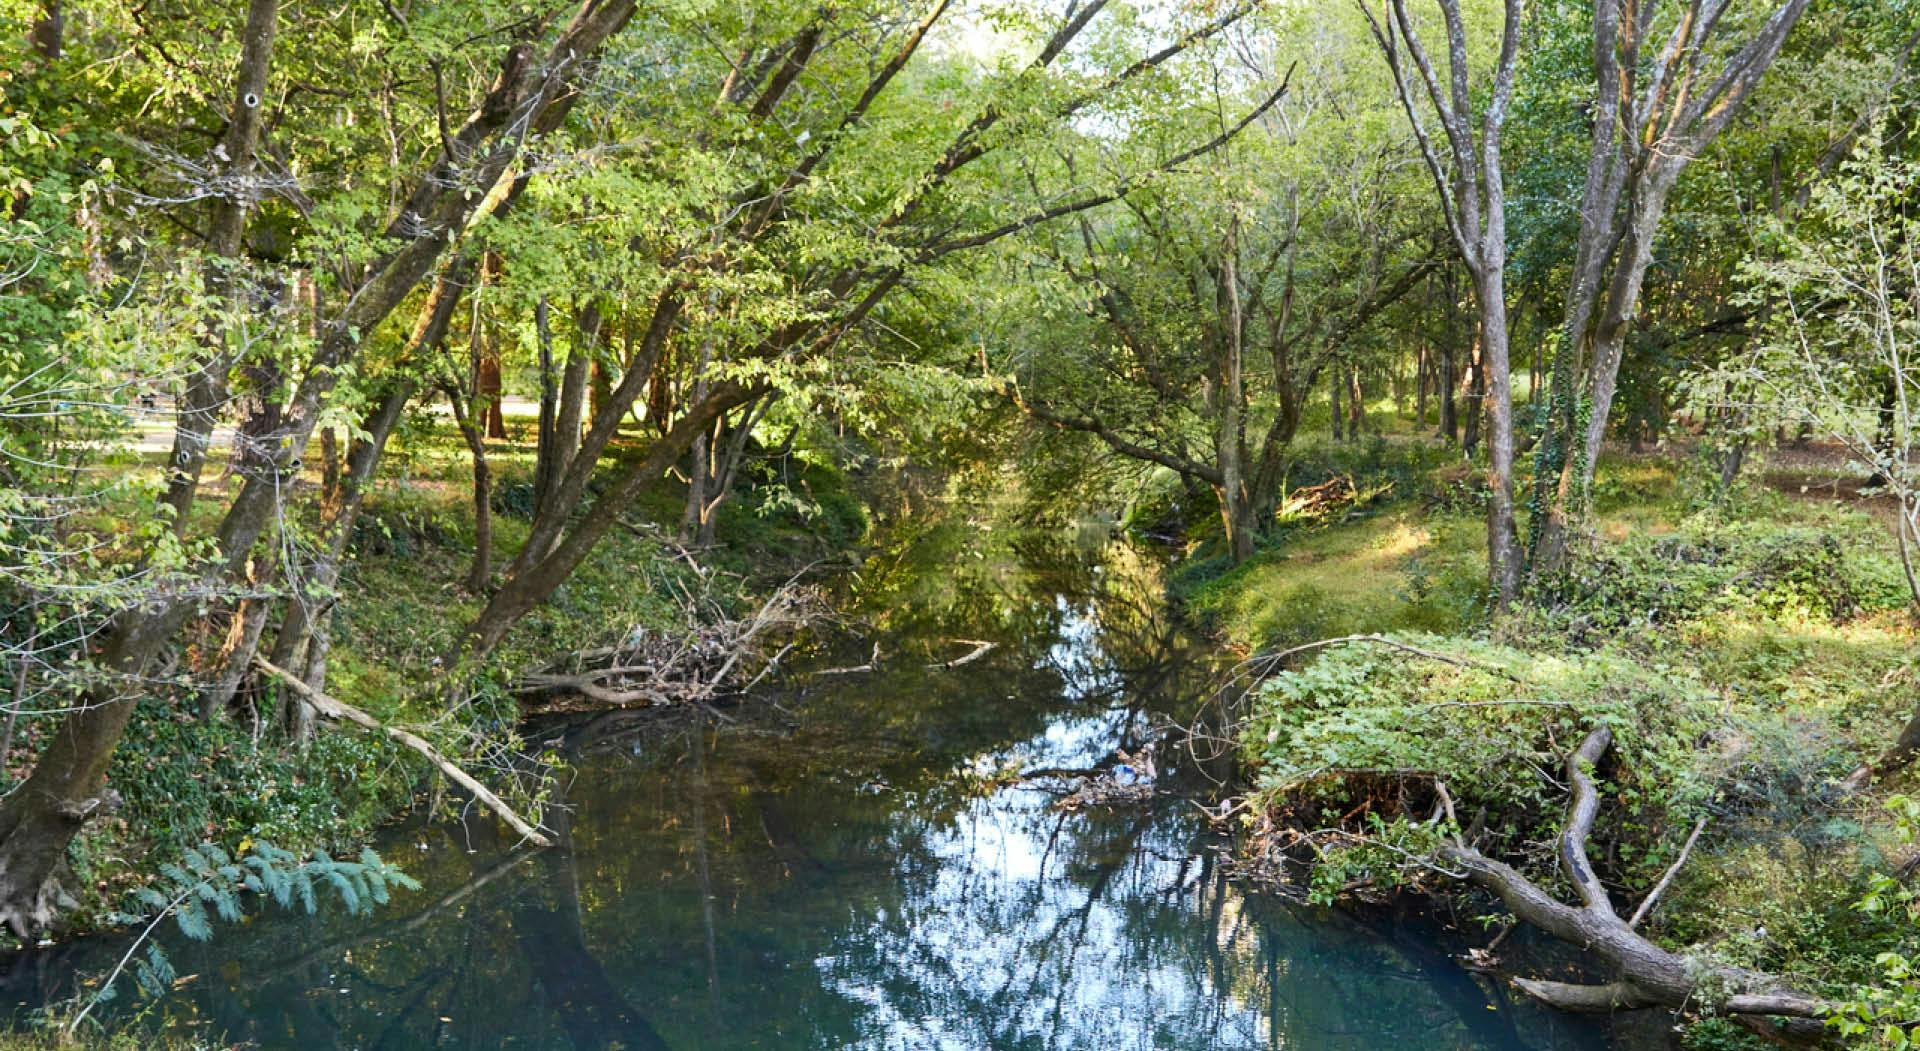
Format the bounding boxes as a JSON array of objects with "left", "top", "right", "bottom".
[
  {"left": 1416, "top": 342, "right": 1428, "bottom": 426},
  {"left": 450, "top": 385, "right": 493, "bottom": 595},
  {"left": 687, "top": 395, "right": 771, "bottom": 549},
  {"left": 157, "top": 0, "right": 279, "bottom": 534},
  {"left": 533, "top": 295, "right": 558, "bottom": 505},
  {"left": 1216, "top": 223, "right": 1254, "bottom": 563},
  {"left": 478, "top": 365, "right": 506, "bottom": 439},
  {"left": 681, "top": 432, "right": 710, "bottom": 544},
  {"left": 1461, "top": 333, "right": 1483, "bottom": 459},
  {"left": 1330, "top": 365, "right": 1345, "bottom": 442},
  {"left": 202, "top": 597, "right": 271, "bottom": 719},
  {"left": 1440, "top": 273, "right": 1460, "bottom": 444},
  {"left": 1475, "top": 268, "right": 1522, "bottom": 603},
  {"left": 551, "top": 303, "right": 597, "bottom": 492}
]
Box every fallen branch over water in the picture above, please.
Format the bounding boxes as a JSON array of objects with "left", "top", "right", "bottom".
[
  {"left": 1434, "top": 727, "right": 1829, "bottom": 1044},
  {"left": 928, "top": 640, "right": 995, "bottom": 669},
  {"left": 812, "top": 638, "right": 999, "bottom": 678},
  {"left": 255, "top": 658, "right": 553, "bottom": 848},
  {"left": 1245, "top": 634, "right": 1524, "bottom": 682},
  {"left": 513, "top": 580, "right": 824, "bottom": 713}
]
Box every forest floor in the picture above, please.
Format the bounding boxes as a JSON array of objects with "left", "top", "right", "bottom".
[{"left": 1200, "top": 433, "right": 1918, "bottom": 1049}]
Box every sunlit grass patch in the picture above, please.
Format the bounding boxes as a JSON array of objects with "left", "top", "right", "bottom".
[{"left": 1184, "top": 508, "right": 1488, "bottom": 651}]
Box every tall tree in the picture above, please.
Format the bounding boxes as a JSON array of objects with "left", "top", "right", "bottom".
[
  {"left": 1528, "top": 0, "right": 1811, "bottom": 573},
  {"left": 1360, "top": 0, "right": 1525, "bottom": 604}
]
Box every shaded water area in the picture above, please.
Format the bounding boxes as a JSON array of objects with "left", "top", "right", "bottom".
[{"left": 5, "top": 521, "right": 1613, "bottom": 1049}]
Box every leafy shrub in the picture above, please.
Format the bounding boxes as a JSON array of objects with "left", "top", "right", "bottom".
[
  {"left": 75, "top": 705, "right": 417, "bottom": 919},
  {"left": 1535, "top": 515, "right": 1910, "bottom": 636},
  {"left": 72, "top": 842, "right": 416, "bottom": 1030},
  {"left": 1241, "top": 637, "right": 1729, "bottom": 886},
  {"left": 491, "top": 478, "right": 539, "bottom": 519}
]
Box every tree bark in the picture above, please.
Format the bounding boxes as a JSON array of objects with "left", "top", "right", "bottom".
[
  {"left": 1216, "top": 221, "right": 1255, "bottom": 562},
  {"left": 1530, "top": 0, "right": 1811, "bottom": 577},
  {"left": 0, "top": 0, "right": 641, "bottom": 936},
  {"left": 157, "top": 0, "right": 280, "bottom": 534},
  {"left": 1435, "top": 727, "right": 1829, "bottom": 1043},
  {"left": 463, "top": 383, "right": 762, "bottom": 660}
]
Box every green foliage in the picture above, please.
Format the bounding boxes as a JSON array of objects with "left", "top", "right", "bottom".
[
  {"left": 1243, "top": 637, "right": 1722, "bottom": 872},
  {"left": 77, "top": 841, "right": 414, "bottom": 1027},
  {"left": 100, "top": 705, "right": 411, "bottom": 870},
  {"left": 1828, "top": 796, "right": 1920, "bottom": 1048},
  {"left": 1531, "top": 509, "right": 1912, "bottom": 636}
]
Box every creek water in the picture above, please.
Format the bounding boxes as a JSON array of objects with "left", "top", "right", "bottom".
[{"left": 6, "top": 523, "right": 1614, "bottom": 1049}]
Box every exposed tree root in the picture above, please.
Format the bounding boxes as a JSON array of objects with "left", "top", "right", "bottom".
[{"left": 255, "top": 658, "right": 552, "bottom": 847}]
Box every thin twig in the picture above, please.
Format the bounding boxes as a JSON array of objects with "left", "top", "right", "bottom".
[
  {"left": 1628, "top": 816, "right": 1707, "bottom": 929},
  {"left": 1245, "top": 634, "right": 1524, "bottom": 681}
]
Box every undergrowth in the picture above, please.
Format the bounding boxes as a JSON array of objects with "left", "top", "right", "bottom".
[{"left": 1225, "top": 454, "right": 1920, "bottom": 1045}]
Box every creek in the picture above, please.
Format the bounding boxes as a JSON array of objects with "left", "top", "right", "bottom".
[{"left": 4, "top": 520, "right": 1614, "bottom": 1049}]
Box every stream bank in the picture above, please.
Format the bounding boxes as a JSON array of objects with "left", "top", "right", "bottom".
[{"left": 4, "top": 518, "right": 1612, "bottom": 1049}]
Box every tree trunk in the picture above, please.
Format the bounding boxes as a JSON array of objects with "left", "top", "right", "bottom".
[
  {"left": 0, "top": 603, "right": 185, "bottom": 938},
  {"left": 1473, "top": 267, "right": 1522, "bottom": 605},
  {"left": 463, "top": 384, "right": 759, "bottom": 660},
  {"left": 30, "top": 1, "right": 62, "bottom": 59},
  {"left": 1416, "top": 342, "right": 1428, "bottom": 426},
  {"left": 1437, "top": 727, "right": 1828, "bottom": 1043},
  {"left": 1460, "top": 333, "right": 1483, "bottom": 460},
  {"left": 477, "top": 354, "right": 506, "bottom": 438},
  {"left": 1217, "top": 223, "right": 1254, "bottom": 563},
  {"left": 0, "top": 0, "right": 642, "bottom": 937},
  {"left": 681, "top": 432, "right": 710, "bottom": 544},
  {"left": 686, "top": 395, "right": 770, "bottom": 549},
  {"left": 1330, "top": 365, "right": 1345, "bottom": 442},
  {"left": 1348, "top": 369, "right": 1366, "bottom": 438},
  {"left": 201, "top": 595, "right": 271, "bottom": 719},
  {"left": 450, "top": 386, "right": 493, "bottom": 594},
  {"left": 533, "top": 295, "right": 558, "bottom": 506},
  {"left": 550, "top": 303, "right": 597, "bottom": 493},
  {"left": 157, "top": 0, "right": 280, "bottom": 534},
  {"left": 265, "top": 252, "right": 481, "bottom": 730},
  {"left": 508, "top": 289, "right": 684, "bottom": 586}
]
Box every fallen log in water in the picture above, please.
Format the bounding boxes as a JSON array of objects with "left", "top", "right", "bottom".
[
  {"left": 1239, "top": 725, "right": 1834, "bottom": 1044},
  {"left": 1436, "top": 728, "right": 1830, "bottom": 1045}
]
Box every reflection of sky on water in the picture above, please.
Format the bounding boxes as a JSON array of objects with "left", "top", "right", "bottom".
[{"left": 0, "top": 540, "right": 1613, "bottom": 1050}]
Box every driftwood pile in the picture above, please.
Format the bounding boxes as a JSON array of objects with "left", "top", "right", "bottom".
[{"left": 511, "top": 582, "right": 825, "bottom": 714}]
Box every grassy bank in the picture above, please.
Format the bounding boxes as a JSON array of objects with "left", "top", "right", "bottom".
[{"left": 1210, "top": 445, "right": 1920, "bottom": 1047}]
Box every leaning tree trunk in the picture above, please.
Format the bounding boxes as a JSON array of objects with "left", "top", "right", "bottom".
[
  {"left": 0, "top": 603, "right": 187, "bottom": 938},
  {"left": 463, "top": 384, "right": 759, "bottom": 660},
  {"left": 158, "top": 0, "right": 280, "bottom": 535}
]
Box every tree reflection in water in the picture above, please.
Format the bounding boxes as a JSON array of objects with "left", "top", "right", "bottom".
[{"left": 28, "top": 524, "right": 1609, "bottom": 1050}]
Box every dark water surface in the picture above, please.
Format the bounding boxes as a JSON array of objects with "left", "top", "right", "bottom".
[{"left": 10, "top": 527, "right": 1612, "bottom": 1049}]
